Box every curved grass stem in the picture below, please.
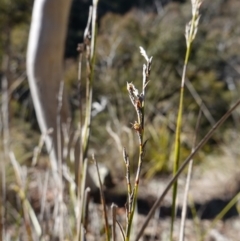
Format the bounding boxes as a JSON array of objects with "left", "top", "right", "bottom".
[{"left": 135, "top": 98, "right": 240, "bottom": 241}]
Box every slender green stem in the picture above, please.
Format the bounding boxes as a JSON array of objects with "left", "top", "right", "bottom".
[
  {"left": 93, "top": 156, "right": 110, "bottom": 241},
  {"left": 170, "top": 88, "right": 183, "bottom": 240},
  {"left": 82, "top": 0, "right": 98, "bottom": 159},
  {"left": 126, "top": 125, "right": 144, "bottom": 240},
  {"left": 126, "top": 146, "right": 143, "bottom": 240},
  {"left": 170, "top": 6, "right": 200, "bottom": 239},
  {"left": 76, "top": 2, "right": 98, "bottom": 239},
  {"left": 123, "top": 148, "right": 132, "bottom": 222}
]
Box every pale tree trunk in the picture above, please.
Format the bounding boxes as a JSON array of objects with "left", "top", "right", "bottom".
[{"left": 27, "top": 0, "right": 97, "bottom": 191}]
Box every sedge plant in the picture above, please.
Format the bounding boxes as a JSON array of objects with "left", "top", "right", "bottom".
[
  {"left": 122, "top": 47, "right": 152, "bottom": 241},
  {"left": 171, "top": 0, "right": 202, "bottom": 240},
  {"left": 74, "top": 1, "right": 99, "bottom": 240}
]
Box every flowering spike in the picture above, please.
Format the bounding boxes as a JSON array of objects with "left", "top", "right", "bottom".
[{"left": 139, "top": 46, "right": 149, "bottom": 62}]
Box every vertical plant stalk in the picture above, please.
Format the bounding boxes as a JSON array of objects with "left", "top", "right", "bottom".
[
  {"left": 111, "top": 204, "right": 117, "bottom": 241},
  {"left": 82, "top": 187, "right": 91, "bottom": 230},
  {"left": 0, "top": 73, "right": 8, "bottom": 241},
  {"left": 125, "top": 47, "right": 152, "bottom": 241},
  {"left": 75, "top": 40, "right": 84, "bottom": 167},
  {"left": 81, "top": 0, "right": 98, "bottom": 159},
  {"left": 179, "top": 109, "right": 202, "bottom": 241},
  {"left": 80, "top": 7, "right": 92, "bottom": 162},
  {"left": 76, "top": 158, "right": 89, "bottom": 241},
  {"left": 75, "top": 6, "right": 93, "bottom": 241},
  {"left": 57, "top": 80, "right": 64, "bottom": 241},
  {"left": 93, "top": 155, "right": 110, "bottom": 241},
  {"left": 171, "top": 1, "right": 202, "bottom": 239},
  {"left": 123, "top": 148, "right": 132, "bottom": 221},
  {"left": 75, "top": 1, "right": 98, "bottom": 238},
  {"left": 71, "top": 4, "right": 89, "bottom": 175}
]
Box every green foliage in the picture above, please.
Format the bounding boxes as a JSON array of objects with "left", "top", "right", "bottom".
[
  {"left": 144, "top": 120, "right": 174, "bottom": 177},
  {"left": 0, "top": 0, "right": 31, "bottom": 61},
  {"left": 0, "top": 0, "right": 31, "bottom": 25}
]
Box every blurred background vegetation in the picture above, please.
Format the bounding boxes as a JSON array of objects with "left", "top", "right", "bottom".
[{"left": 1, "top": 0, "right": 240, "bottom": 179}]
